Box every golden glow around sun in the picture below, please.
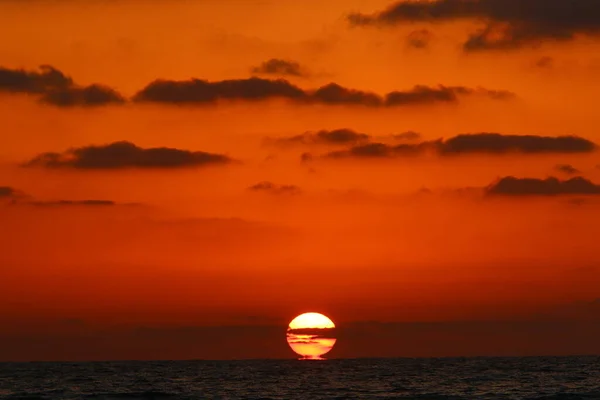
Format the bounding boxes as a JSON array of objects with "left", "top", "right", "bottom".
[{"left": 287, "top": 312, "right": 337, "bottom": 360}]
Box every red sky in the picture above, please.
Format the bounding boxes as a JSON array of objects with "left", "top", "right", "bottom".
[{"left": 1, "top": 0, "right": 600, "bottom": 361}]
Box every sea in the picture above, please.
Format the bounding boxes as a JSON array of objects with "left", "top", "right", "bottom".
[{"left": 0, "top": 356, "right": 599, "bottom": 399}]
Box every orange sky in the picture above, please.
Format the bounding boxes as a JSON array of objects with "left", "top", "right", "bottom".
[{"left": 1, "top": 0, "right": 600, "bottom": 361}]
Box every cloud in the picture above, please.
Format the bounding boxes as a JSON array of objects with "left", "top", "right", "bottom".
[
  {"left": 286, "top": 327, "right": 336, "bottom": 336},
  {"left": 28, "top": 200, "right": 117, "bottom": 207},
  {"left": 134, "top": 77, "right": 512, "bottom": 107},
  {"left": 392, "top": 131, "right": 421, "bottom": 141},
  {"left": 300, "top": 152, "right": 314, "bottom": 162},
  {"left": 535, "top": 56, "right": 555, "bottom": 69},
  {"left": 385, "top": 85, "right": 513, "bottom": 106},
  {"left": 251, "top": 59, "right": 308, "bottom": 77},
  {"left": 0, "top": 65, "right": 72, "bottom": 93},
  {"left": 0, "top": 65, "right": 124, "bottom": 107},
  {"left": 25, "top": 141, "right": 233, "bottom": 169},
  {"left": 322, "top": 133, "right": 596, "bottom": 159},
  {"left": 439, "top": 133, "right": 596, "bottom": 154},
  {"left": 555, "top": 164, "right": 581, "bottom": 175},
  {"left": 0, "top": 186, "right": 129, "bottom": 207},
  {"left": 348, "top": 0, "right": 600, "bottom": 51},
  {"left": 247, "top": 181, "right": 301, "bottom": 195},
  {"left": 486, "top": 176, "right": 600, "bottom": 196},
  {"left": 311, "top": 83, "right": 382, "bottom": 106},
  {"left": 265, "top": 129, "right": 370, "bottom": 147},
  {"left": 2, "top": 66, "right": 512, "bottom": 108},
  {"left": 4, "top": 318, "right": 600, "bottom": 360},
  {"left": 0, "top": 186, "right": 16, "bottom": 197},
  {"left": 133, "top": 77, "right": 307, "bottom": 104},
  {"left": 406, "top": 29, "right": 433, "bottom": 49},
  {"left": 40, "top": 85, "right": 125, "bottom": 107},
  {"left": 327, "top": 143, "right": 401, "bottom": 158}
]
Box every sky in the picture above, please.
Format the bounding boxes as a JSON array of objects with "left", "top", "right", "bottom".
[{"left": 1, "top": 0, "right": 600, "bottom": 361}]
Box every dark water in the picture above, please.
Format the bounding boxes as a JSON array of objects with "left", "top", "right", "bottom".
[{"left": 1, "top": 357, "right": 599, "bottom": 399}]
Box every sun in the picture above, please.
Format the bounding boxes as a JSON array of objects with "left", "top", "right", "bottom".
[{"left": 286, "top": 312, "right": 337, "bottom": 360}]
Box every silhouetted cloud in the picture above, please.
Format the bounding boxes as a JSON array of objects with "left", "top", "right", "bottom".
[
  {"left": 29, "top": 200, "right": 117, "bottom": 207},
  {"left": 134, "top": 77, "right": 512, "bottom": 107},
  {"left": 25, "top": 141, "right": 233, "bottom": 169},
  {"left": 535, "top": 56, "right": 555, "bottom": 69},
  {"left": 266, "top": 129, "right": 370, "bottom": 147},
  {"left": 555, "top": 164, "right": 581, "bottom": 175},
  {"left": 311, "top": 83, "right": 382, "bottom": 106},
  {"left": 40, "top": 85, "right": 125, "bottom": 107},
  {"left": 300, "top": 152, "right": 314, "bottom": 163},
  {"left": 0, "top": 186, "right": 129, "bottom": 207},
  {"left": 439, "top": 133, "right": 596, "bottom": 154},
  {"left": 0, "top": 65, "right": 124, "bottom": 107},
  {"left": 1, "top": 65, "right": 514, "bottom": 108},
  {"left": 247, "top": 181, "right": 301, "bottom": 195},
  {"left": 328, "top": 142, "right": 435, "bottom": 158},
  {"left": 3, "top": 319, "right": 600, "bottom": 360},
  {"left": 406, "top": 29, "right": 433, "bottom": 49},
  {"left": 486, "top": 176, "right": 600, "bottom": 196},
  {"left": 327, "top": 143, "right": 397, "bottom": 158},
  {"left": 392, "top": 131, "right": 421, "bottom": 141},
  {"left": 0, "top": 65, "right": 71, "bottom": 93},
  {"left": 348, "top": 0, "right": 600, "bottom": 51},
  {"left": 251, "top": 59, "right": 308, "bottom": 77},
  {"left": 323, "top": 133, "right": 596, "bottom": 159},
  {"left": 385, "top": 85, "right": 514, "bottom": 106},
  {"left": 0, "top": 186, "right": 16, "bottom": 197},
  {"left": 287, "top": 327, "right": 336, "bottom": 336},
  {"left": 133, "top": 77, "right": 307, "bottom": 104},
  {"left": 286, "top": 340, "right": 320, "bottom": 345}
]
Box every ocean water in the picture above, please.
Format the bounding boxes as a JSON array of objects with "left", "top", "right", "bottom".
[{"left": 1, "top": 357, "right": 599, "bottom": 399}]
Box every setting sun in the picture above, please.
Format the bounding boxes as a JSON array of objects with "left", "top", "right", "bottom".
[
  {"left": 287, "top": 312, "right": 337, "bottom": 359},
  {"left": 288, "top": 312, "right": 336, "bottom": 330}
]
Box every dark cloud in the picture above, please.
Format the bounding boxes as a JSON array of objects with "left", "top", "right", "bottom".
[
  {"left": 0, "top": 65, "right": 72, "bottom": 93},
  {"left": 25, "top": 141, "right": 233, "bottom": 169},
  {"left": 392, "top": 131, "right": 421, "bottom": 141},
  {"left": 0, "top": 187, "right": 127, "bottom": 207},
  {"left": 2, "top": 65, "right": 512, "bottom": 108},
  {"left": 133, "top": 77, "right": 307, "bottom": 104},
  {"left": 348, "top": 0, "right": 600, "bottom": 51},
  {"left": 0, "top": 186, "right": 16, "bottom": 197},
  {"left": 287, "top": 327, "right": 336, "bottom": 336},
  {"left": 385, "top": 86, "right": 514, "bottom": 106},
  {"left": 323, "top": 133, "right": 596, "bottom": 159},
  {"left": 311, "top": 83, "right": 382, "bottom": 106},
  {"left": 134, "top": 77, "right": 511, "bottom": 107},
  {"left": 286, "top": 340, "right": 319, "bottom": 345},
  {"left": 0, "top": 65, "right": 124, "bottom": 107},
  {"left": 327, "top": 143, "right": 397, "bottom": 158},
  {"left": 251, "top": 59, "right": 307, "bottom": 77},
  {"left": 440, "top": 133, "right": 596, "bottom": 154},
  {"left": 327, "top": 142, "right": 434, "bottom": 158},
  {"left": 535, "top": 56, "right": 555, "bottom": 69},
  {"left": 3, "top": 319, "right": 600, "bottom": 360},
  {"left": 406, "top": 29, "right": 433, "bottom": 49},
  {"left": 247, "top": 181, "right": 301, "bottom": 195},
  {"left": 486, "top": 176, "right": 600, "bottom": 196},
  {"left": 555, "top": 164, "right": 581, "bottom": 175},
  {"left": 386, "top": 85, "right": 473, "bottom": 105},
  {"left": 266, "top": 129, "right": 370, "bottom": 147},
  {"left": 28, "top": 200, "right": 117, "bottom": 207},
  {"left": 40, "top": 84, "right": 125, "bottom": 107},
  {"left": 300, "top": 152, "right": 314, "bottom": 162}
]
